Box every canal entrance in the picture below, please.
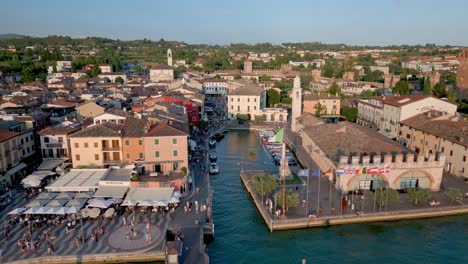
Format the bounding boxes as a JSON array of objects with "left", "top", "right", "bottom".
[{"left": 207, "top": 130, "right": 467, "bottom": 263}]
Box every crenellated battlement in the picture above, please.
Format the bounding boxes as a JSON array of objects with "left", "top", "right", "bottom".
[{"left": 338, "top": 152, "right": 446, "bottom": 168}]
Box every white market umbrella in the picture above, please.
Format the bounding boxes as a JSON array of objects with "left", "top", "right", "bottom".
[
  {"left": 24, "top": 207, "right": 41, "bottom": 214},
  {"left": 22, "top": 178, "right": 42, "bottom": 188},
  {"left": 104, "top": 208, "right": 115, "bottom": 218},
  {"left": 55, "top": 207, "right": 69, "bottom": 215},
  {"left": 55, "top": 193, "right": 75, "bottom": 200},
  {"left": 67, "top": 206, "right": 80, "bottom": 214},
  {"left": 87, "top": 198, "right": 113, "bottom": 209},
  {"left": 8, "top": 208, "right": 26, "bottom": 215},
  {"left": 172, "top": 191, "right": 181, "bottom": 198},
  {"left": 88, "top": 208, "right": 101, "bottom": 218},
  {"left": 66, "top": 199, "right": 88, "bottom": 207},
  {"left": 74, "top": 192, "right": 93, "bottom": 199},
  {"left": 154, "top": 200, "right": 169, "bottom": 207},
  {"left": 26, "top": 200, "right": 48, "bottom": 208},
  {"left": 34, "top": 207, "right": 49, "bottom": 214},
  {"left": 79, "top": 208, "right": 89, "bottom": 218},
  {"left": 169, "top": 196, "right": 180, "bottom": 204},
  {"left": 44, "top": 207, "right": 60, "bottom": 215},
  {"left": 36, "top": 192, "right": 58, "bottom": 200},
  {"left": 107, "top": 198, "right": 123, "bottom": 204},
  {"left": 47, "top": 199, "right": 67, "bottom": 207},
  {"left": 137, "top": 200, "right": 153, "bottom": 206}
]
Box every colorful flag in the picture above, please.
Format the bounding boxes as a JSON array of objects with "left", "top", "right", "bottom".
[
  {"left": 367, "top": 167, "right": 379, "bottom": 175},
  {"left": 378, "top": 166, "right": 390, "bottom": 174},
  {"left": 356, "top": 167, "right": 367, "bottom": 174},
  {"left": 324, "top": 169, "right": 333, "bottom": 176},
  {"left": 310, "top": 169, "right": 320, "bottom": 177},
  {"left": 274, "top": 128, "right": 284, "bottom": 143},
  {"left": 345, "top": 168, "right": 355, "bottom": 175},
  {"left": 335, "top": 168, "right": 345, "bottom": 175},
  {"left": 297, "top": 169, "right": 309, "bottom": 177}
]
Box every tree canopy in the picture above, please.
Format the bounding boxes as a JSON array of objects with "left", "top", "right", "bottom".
[
  {"left": 252, "top": 174, "right": 278, "bottom": 201},
  {"left": 423, "top": 77, "right": 432, "bottom": 95},
  {"left": 341, "top": 107, "right": 357, "bottom": 122},
  {"left": 393, "top": 80, "right": 410, "bottom": 95},
  {"left": 267, "top": 89, "right": 281, "bottom": 107},
  {"left": 274, "top": 189, "right": 299, "bottom": 212}
]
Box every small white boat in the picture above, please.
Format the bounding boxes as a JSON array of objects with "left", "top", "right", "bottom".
[
  {"left": 209, "top": 162, "right": 219, "bottom": 174},
  {"left": 209, "top": 139, "right": 216, "bottom": 148}
]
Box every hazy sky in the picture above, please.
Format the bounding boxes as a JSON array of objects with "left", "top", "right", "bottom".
[{"left": 2, "top": 0, "right": 467, "bottom": 45}]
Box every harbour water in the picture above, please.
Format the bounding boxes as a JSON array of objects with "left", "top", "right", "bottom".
[{"left": 207, "top": 130, "right": 468, "bottom": 264}]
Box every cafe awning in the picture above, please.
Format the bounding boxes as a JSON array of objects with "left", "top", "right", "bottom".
[
  {"left": 93, "top": 185, "right": 128, "bottom": 198},
  {"left": 122, "top": 187, "right": 174, "bottom": 206},
  {"left": 6, "top": 163, "right": 27, "bottom": 176}
]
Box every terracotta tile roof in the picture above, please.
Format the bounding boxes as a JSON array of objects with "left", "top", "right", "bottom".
[
  {"left": 229, "top": 83, "right": 264, "bottom": 96},
  {"left": 372, "top": 94, "right": 455, "bottom": 108},
  {"left": 70, "top": 123, "right": 123, "bottom": 138},
  {"left": 303, "top": 121, "right": 407, "bottom": 163},
  {"left": 39, "top": 123, "right": 82, "bottom": 136},
  {"left": 0, "top": 129, "right": 18, "bottom": 142},
  {"left": 151, "top": 64, "right": 173, "bottom": 70},
  {"left": 145, "top": 120, "right": 188, "bottom": 137},
  {"left": 400, "top": 111, "right": 468, "bottom": 148}
]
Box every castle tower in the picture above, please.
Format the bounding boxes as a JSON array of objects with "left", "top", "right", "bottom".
[
  {"left": 291, "top": 75, "right": 302, "bottom": 132},
  {"left": 457, "top": 48, "right": 468, "bottom": 89},
  {"left": 243, "top": 60, "right": 253, "bottom": 74},
  {"left": 167, "top": 48, "right": 173, "bottom": 67}
]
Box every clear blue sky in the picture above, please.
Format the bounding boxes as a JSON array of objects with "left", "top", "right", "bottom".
[{"left": 2, "top": 0, "right": 467, "bottom": 45}]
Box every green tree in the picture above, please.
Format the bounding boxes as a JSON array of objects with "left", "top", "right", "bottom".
[
  {"left": 21, "top": 67, "right": 35, "bottom": 83},
  {"left": 362, "top": 89, "right": 376, "bottom": 98},
  {"left": 423, "top": 77, "right": 432, "bottom": 95},
  {"left": 274, "top": 189, "right": 299, "bottom": 212},
  {"left": 198, "top": 120, "right": 208, "bottom": 129},
  {"left": 363, "top": 70, "right": 383, "bottom": 82},
  {"left": 90, "top": 64, "right": 100, "bottom": 77},
  {"left": 407, "top": 188, "right": 432, "bottom": 205},
  {"left": 52, "top": 65, "right": 57, "bottom": 73},
  {"left": 252, "top": 174, "right": 278, "bottom": 202},
  {"left": 329, "top": 83, "right": 341, "bottom": 96},
  {"left": 236, "top": 113, "right": 249, "bottom": 121},
  {"left": 393, "top": 80, "right": 410, "bottom": 95},
  {"left": 374, "top": 187, "right": 399, "bottom": 210},
  {"left": 341, "top": 107, "right": 357, "bottom": 122},
  {"left": 259, "top": 75, "right": 270, "bottom": 82},
  {"left": 267, "top": 89, "right": 281, "bottom": 107},
  {"left": 447, "top": 90, "right": 457, "bottom": 104},
  {"left": 314, "top": 102, "right": 326, "bottom": 117},
  {"left": 115, "top": 76, "right": 124, "bottom": 84},
  {"left": 234, "top": 75, "right": 242, "bottom": 80},
  {"left": 280, "top": 97, "right": 292, "bottom": 104},
  {"left": 432, "top": 83, "right": 446, "bottom": 98}
]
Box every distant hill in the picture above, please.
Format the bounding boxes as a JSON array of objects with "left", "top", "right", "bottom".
[{"left": 0, "top": 34, "right": 29, "bottom": 40}]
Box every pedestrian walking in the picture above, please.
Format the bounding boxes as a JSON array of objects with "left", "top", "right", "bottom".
[{"left": 122, "top": 216, "right": 127, "bottom": 228}]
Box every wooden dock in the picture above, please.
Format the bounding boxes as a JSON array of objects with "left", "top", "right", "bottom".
[{"left": 240, "top": 170, "right": 468, "bottom": 231}]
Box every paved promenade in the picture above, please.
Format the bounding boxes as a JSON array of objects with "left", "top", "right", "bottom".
[{"left": 0, "top": 192, "right": 168, "bottom": 263}]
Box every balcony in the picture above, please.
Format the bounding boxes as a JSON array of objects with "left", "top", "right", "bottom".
[{"left": 102, "top": 147, "right": 121, "bottom": 151}]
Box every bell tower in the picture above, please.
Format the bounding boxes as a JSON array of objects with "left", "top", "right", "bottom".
[
  {"left": 167, "top": 48, "right": 173, "bottom": 67},
  {"left": 291, "top": 75, "right": 302, "bottom": 132}
]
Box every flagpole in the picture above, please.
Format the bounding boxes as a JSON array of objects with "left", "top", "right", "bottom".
[
  {"left": 305, "top": 169, "right": 309, "bottom": 217},
  {"left": 328, "top": 169, "right": 332, "bottom": 216},
  {"left": 317, "top": 169, "right": 321, "bottom": 217}
]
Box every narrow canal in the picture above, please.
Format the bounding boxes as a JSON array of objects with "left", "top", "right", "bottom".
[{"left": 207, "top": 130, "right": 468, "bottom": 264}]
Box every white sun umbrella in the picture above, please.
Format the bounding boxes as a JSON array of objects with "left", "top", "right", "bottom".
[
  {"left": 44, "top": 207, "right": 60, "bottom": 215},
  {"left": 66, "top": 206, "right": 81, "bottom": 214},
  {"left": 34, "top": 207, "right": 49, "bottom": 214},
  {"left": 22, "top": 178, "right": 42, "bottom": 188},
  {"left": 107, "top": 198, "right": 123, "bottom": 204},
  {"left": 55, "top": 207, "right": 69, "bottom": 215},
  {"left": 74, "top": 192, "right": 93, "bottom": 199},
  {"left": 87, "top": 198, "right": 113, "bottom": 209},
  {"left": 24, "top": 207, "right": 40, "bottom": 214},
  {"left": 137, "top": 200, "right": 153, "bottom": 206},
  {"left": 154, "top": 200, "right": 169, "bottom": 207},
  {"left": 7, "top": 208, "right": 27, "bottom": 215},
  {"left": 55, "top": 192, "right": 75, "bottom": 200},
  {"left": 169, "top": 196, "right": 180, "bottom": 204},
  {"left": 66, "top": 199, "right": 88, "bottom": 207},
  {"left": 88, "top": 208, "right": 101, "bottom": 218},
  {"left": 26, "top": 200, "right": 49, "bottom": 208},
  {"left": 47, "top": 199, "right": 67, "bottom": 207},
  {"left": 79, "top": 208, "right": 89, "bottom": 218},
  {"left": 36, "top": 192, "right": 58, "bottom": 200},
  {"left": 172, "top": 191, "right": 181, "bottom": 198},
  {"left": 104, "top": 208, "right": 115, "bottom": 218}
]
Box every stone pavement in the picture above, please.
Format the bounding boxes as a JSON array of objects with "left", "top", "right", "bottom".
[{"left": 0, "top": 192, "right": 168, "bottom": 263}]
